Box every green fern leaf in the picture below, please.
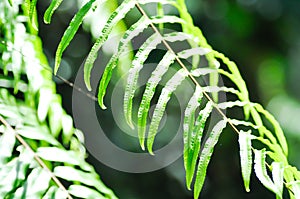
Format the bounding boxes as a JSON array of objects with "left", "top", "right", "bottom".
[
  {"left": 194, "top": 120, "right": 227, "bottom": 199},
  {"left": 124, "top": 33, "right": 162, "bottom": 127},
  {"left": 98, "top": 17, "right": 148, "bottom": 109},
  {"left": 217, "top": 100, "right": 249, "bottom": 110},
  {"left": 7, "top": 0, "right": 13, "bottom": 6},
  {"left": 254, "top": 103, "right": 288, "bottom": 156},
  {"left": 48, "top": 100, "right": 63, "bottom": 137},
  {"left": 202, "top": 86, "right": 240, "bottom": 95},
  {"left": 84, "top": 0, "right": 136, "bottom": 91},
  {"left": 37, "top": 88, "right": 52, "bottom": 122},
  {"left": 97, "top": 15, "right": 184, "bottom": 109},
  {"left": 12, "top": 167, "right": 51, "bottom": 198},
  {"left": 42, "top": 186, "right": 68, "bottom": 199},
  {"left": 68, "top": 185, "right": 107, "bottom": 199},
  {"left": 230, "top": 119, "right": 258, "bottom": 129},
  {"left": 16, "top": 126, "right": 60, "bottom": 146},
  {"left": 183, "top": 86, "right": 203, "bottom": 188},
  {"left": 54, "top": 166, "right": 115, "bottom": 196},
  {"left": 238, "top": 130, "right": 253, "bottom": 192},
  {"left": 290, "top": 181, "right": 300, "bottom": 199},
  {"left": 124, "top": 32, "right": 192, "bottom": 128},
  {"left": 157, "top": 2, "right": 164, "bottom": 30},
  {"left": 0, "top": 128, "right": 15, "bottom": 164},
  {"left": 186, "top": 101, "right": 213, "bottom": 189},
  {"left": 4, "top": 0, "right": 299, "bottom": 198},
  {"left": 29, "top": 0, "right": 38, "bottom": 27},
  {"left": 36, "top": 147, "right": 82, "bottom": 166},
  {"left": 178, "top": 47, "right": 211, "bottom": 59},
  {"left": 191, "top": 68, "right": 218, "bottom": 77},
  {"left": 147, "top": 68, "right": 189, "bottom": 154},
  {"left": 61, "top": 114, "right": 74, "bottom": 145},
  {"left": 213, "top": 51, "right": 251, "bottom": 118},
  {"left": 0, "top": 147, "right": 34, "bottom": 196},
  {"left": 272, "top": 162, "right": 284, "bottom": 198},
  {"left": 43, "top": 0, "right": 64, "bottom": 24},
  {"left": 54, "top": 0, "right": 97, "bottom": 74},
  {"left": 254, "top": 149, "right": 282, "bottom": 197},
  {"left": 137, "top": 51, "right": 176, "bottom": 150}
]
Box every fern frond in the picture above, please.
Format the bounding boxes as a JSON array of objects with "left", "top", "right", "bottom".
[
  {"left": 186, "top": 101, "right": 213, "bottom": 189},
  {"left": 38, "top": 0, "right": 300, "bottom": 198},
  {"left": 124, "top": 32, "right": 195, "bottom": 127},
  {"left": 194, "top": 120, "right": 227, "bottom": 198},
  {"left": 97, "top": 15, "right": 184, "bottom": 109},
  {"left": 183, "top": 86, "right": 202, "bottom": 189}
]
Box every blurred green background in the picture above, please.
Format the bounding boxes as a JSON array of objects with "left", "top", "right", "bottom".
[{"left": 37, "top": 0, "right": 300, "bottom": 198}]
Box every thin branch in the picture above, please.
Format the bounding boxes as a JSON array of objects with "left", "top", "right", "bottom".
[
  {"left": 0, "top": 115, "right": 73, "bottom": 199},
  {"left": 134, "top": 2, "right": 240, "bottom": 134}
]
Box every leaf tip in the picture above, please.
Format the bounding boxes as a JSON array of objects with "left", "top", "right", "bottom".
[
  {"left": 54, "top": 58, "right": 61, "bottom": 75},
  {"left": 129, "top": 123, "right": 135, "bottom": 130},
  {"left": 8, "top": 0, "right": 13, "bottom": 7},
  {"left": 43, "top": 18, "right": 51, "bottom": 24},
  {"left": 99, "top": 102, "right": 107, "bottom": 110},
  {"left": 186, "top": 185, "right": 192, "bottom": 191},
  {"left": 125, "top": 115, "right": 135, "bottom": 130},
  {"left": 194, "top": 189, "right": 200, "bottom": 199},
  {"left": 84, "top": 78, "right": 92, "bottom": 91},
  {"left": 139, "top": 138, "right": 145, "bottom": 151},
  {"left": 148, "top": 150, "right": 155, "bottom": 156}
]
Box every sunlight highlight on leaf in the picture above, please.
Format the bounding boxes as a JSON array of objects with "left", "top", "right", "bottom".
[
  {"left": 147, "top": 69, "right": 189, "bottom": 154},
  {"left": 183, "top": 86, "right": 203, "bottom": 188},
  {"left": 238, "top": 130, "right": 253, "bottom": 192},
  {"left": 194, "top": 120, "right": 227, "bottom": 199},
  {"left": 186, "top": 101, "right": 213, "bottom": 189},
  {"left": 137, "top": 51, "right": 176, "bottom": 149}
]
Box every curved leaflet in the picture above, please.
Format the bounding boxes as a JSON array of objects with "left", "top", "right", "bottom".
[
  {"left": 98, "top": 15, "right": 184, "bottom": 109},
  {"left": 183, "top": 85, "right": 203, "bottom": 183},
  {"left": 43, "top": 0, "right": 64, "bottom": 24},
  {"left": 194, "top": 120, "right": 227, "bottom": 199},
  {"left": 124, "top": 32, "right": 193, "bottom": 128},
  {"left": 186, "top": 101, "right": 213, "bottom": 189},
  {"left": 137, "top": 51, "right": 176, "bottom": 149},
  {"left": 54, "top": 0, "right": 98, "bottom": 74},
  {"left": 238, "top": 130, "right": 253, "bottom": 192},
  {"left": 147, "top": 69, "right": 189, "bottom": 154}
]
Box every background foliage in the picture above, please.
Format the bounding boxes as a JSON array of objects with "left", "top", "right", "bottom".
[{"left": 0, "top": 1, "right": 116, "bottom": 198}]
